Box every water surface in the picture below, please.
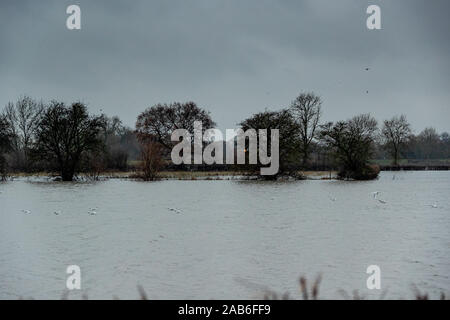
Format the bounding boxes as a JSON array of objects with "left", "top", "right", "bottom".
[{"left": 0, "top": 171, "right": 449, "bottom": 299}]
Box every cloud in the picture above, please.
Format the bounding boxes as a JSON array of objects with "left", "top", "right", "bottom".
[{"left": 0, "top": 0, "right": 449, "bottom": 133}]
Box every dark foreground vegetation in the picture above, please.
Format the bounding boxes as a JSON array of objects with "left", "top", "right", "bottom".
[
  {"left": 1, "top": 94, "right": 449, "bottom": 181},
  {"left": 54, "top": 275, "right": 447, "bottom": 300},
  {"left": 261, "top": 275, "right": 447, "bottom": 300}
]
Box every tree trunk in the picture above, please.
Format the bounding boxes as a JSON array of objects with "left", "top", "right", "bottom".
[
  {"left": 394, "top": 147, "right": 399, "bottom": 166},
  {"left": 61, "top": 168, "right": 74, "bottom": 181},
  {"left": 301, "top": 147, "right": 309, "bottom": 169}
]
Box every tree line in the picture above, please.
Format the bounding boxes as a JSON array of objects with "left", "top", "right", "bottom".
[{"left": 0, "top": 94, "right": 448, "bottom": 181}]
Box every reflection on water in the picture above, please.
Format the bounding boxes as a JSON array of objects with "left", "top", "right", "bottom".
[{"left": 0, "top": 171, "right": 449, "bottom": 299}]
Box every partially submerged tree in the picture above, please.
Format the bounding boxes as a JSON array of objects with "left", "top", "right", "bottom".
[
  {"left": 139, "top": 138, "right": 165, "bottom": 181},
  {"left": 239, "top": 109, "right": 301, "bottom": 179},
  {"left": 290, "top": 93, "right": 322, "bottom": 168},
  {"left": 320, "top": 114, "right": 379, "bottom": 180},
  {"left": 33, "top": 102, "right": 105, "bottom": 181},
  {"left": 381, "top": 115, "right": 411, "bottom": 166},
  {"left": 135, "top": 102, "right": 216, "bottom": 177}
]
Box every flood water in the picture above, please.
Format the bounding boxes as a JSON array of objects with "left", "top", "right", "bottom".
[{"left": 0, "top": 171, "right": 449, "bottom": 299}]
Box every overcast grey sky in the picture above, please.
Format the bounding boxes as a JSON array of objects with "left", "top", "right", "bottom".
[{"left": 0, "top": 0, "right": 449, "bottom": 133}]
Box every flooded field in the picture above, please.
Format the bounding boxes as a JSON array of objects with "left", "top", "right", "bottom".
[{"left": 0, "top": 171, "right": 449, "bottom": 299}]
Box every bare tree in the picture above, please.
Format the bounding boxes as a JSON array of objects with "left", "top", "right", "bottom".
[
  {"left": 82, "top": 150, "right": 107, "bottom": 181},
  {"left": 381, "top": 115, "right": 412, "bottom": 166},
  {"left": 3, "top": 102, "right": 18, "bottom": 148},
  {"left": 290, "top": 93, "right": 322, "bottom": 167},
  {"left": 417, "top": 127, "right": 440, "bottom": 159},
  {"left": 2, "top": 96, "right": 44, "bottom": 170},
  {"left": 135, "top": 102, "right": 216, "bottom": 149},
  {"left": 239, "top": 109, "right": 301, "bottom": 179},
  {"left": 138, "top": 136, "right": 165, "bottom": 181},
  {"left": 320, "top": 114, "right": 379, "bottom": 180},
  {"left": 33, "top": 101, "right": 105, "bottom": 181},
  {"left": 135, "top": 102, "right": 216, "bottom": 175},
  {"left": 101, "top": 116, "right": 130, "bottom": 170}
]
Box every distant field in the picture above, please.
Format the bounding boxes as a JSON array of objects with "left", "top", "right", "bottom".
[
  {"left": 128, "top": 159, "right": 450, "bottom": 168},
  {"left": 374, "top": 159, "right": 450, "bottom": 166}
]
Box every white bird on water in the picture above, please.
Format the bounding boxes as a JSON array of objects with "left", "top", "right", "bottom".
[
  {"left": 427, "top": 203, "right": 438, "bottom": 208},
  {"left": 88, "top": 208, "right": 97, "bottom": 215},
  {"left": 371, "top": 191, "right": 387, "bottom": 204},
  {"left": 329, "top": 195, "right": 337, "bottom": 202},
  {"left": 371, "top": 191, "right": 380, "bottom": 199},
  {"left": 21, "top": 209, "right": 31, "bottom": 214}
]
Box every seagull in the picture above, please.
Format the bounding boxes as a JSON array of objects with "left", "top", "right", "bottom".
[
  {"left": 427, "top": 203, "right": 438, "bottom": 208},
  {"left": 53, "top": 211, "right": 61, "bottom": 215},
  {"left": 21, "top": 210, "right": 31, "bottom": 214},
  {"left": 371, "top": 192, "right": 387, "bottom": 204},
  {"left": 329, "top": 195, "right": 337, "bottom": 202},
  {"left": 168, "top": 207, "right": 182, "bottom": 214}
]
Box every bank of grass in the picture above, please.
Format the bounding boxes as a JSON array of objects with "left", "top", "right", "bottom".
[
  {"left": 157, "top": 170, "right": 336, "bottom": 180},
  {"left": 104, "top": 170, "right": 245, "bottom": 180},
  {"left": 8, "top": 170, "right": 337, "bottom": 181}
]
